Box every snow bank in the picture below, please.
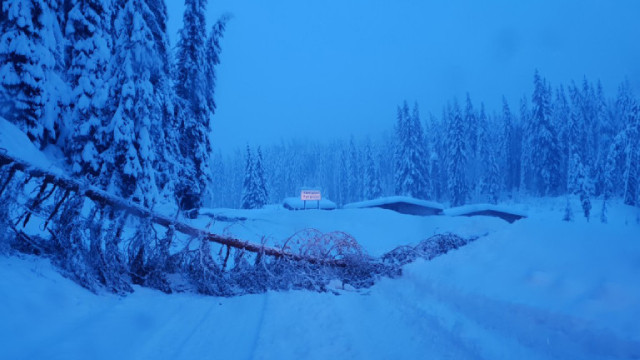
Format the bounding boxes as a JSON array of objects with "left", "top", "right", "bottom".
[
  {"left": 344, "top": 196, "right": 445, "bottom": 211},
  {"left": 282, "top": 197, "right": 337, "bottom": 210},
  {"left": 444, "top": 203, "right": 528, "bottom": 217}
]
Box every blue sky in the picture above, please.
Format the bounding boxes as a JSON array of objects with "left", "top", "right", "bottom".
[{"left": 166, "top": 0, "right": 640, "bottom": 153}]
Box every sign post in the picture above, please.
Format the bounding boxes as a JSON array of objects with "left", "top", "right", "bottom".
[{"left": 301, "top": 190, "right": 321, "bottom": 210}]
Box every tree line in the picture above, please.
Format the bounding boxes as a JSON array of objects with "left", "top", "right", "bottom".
[{"left": 224, "top": 71, "right": 639, "bottom": 222}]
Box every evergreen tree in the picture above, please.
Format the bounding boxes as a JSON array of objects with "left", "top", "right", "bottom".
[
  {"left": 447, "top": 100, "right": 468, "bottom": 206},
  {"left": 347, "top": 135, "right": 360, "bottom": 202},
  {"left": 553, "top": 85, "right": 571, "bottom": 193},
  {"left": 476, "top": 103, "right": 490, "bottom": 197},
  {"left": 104, "top": 0, "right": 166, "bottom": 207},
  {"left": 364, "top": 141, "right": 383, "bottom": 199},
  {"left": 464, "top": 93, "right": 478, "bottom": 190},
  {"left": 519, "top": 95, "right": 531, "bottom": 191},
  {"left": 427, "top": 113, "right": 444, "bottom": 201},
  {"left": 64, "top": 0, "right": 112, "bottom": 179},
  {"left": 485, "top": 118, "right": 501, "bottom": 204},
  {"left": 394, "top": 101, "right": 429, "bottom": 199},
  {"left": 241, "top": 145, "right": 255, "bottom": 209},
  {"left": 204, "top": 14, "right": 230, "bottom": 115},
  {"left": 254, "top": 147, "right": 269, "bottom": 208},
  {"left": 622, "top": 101, "right": 639, "bottom": 206},
  {"left": 530, "top": 70, "right": 562, "bottom": 195},
  {"left": 572, "top": 153, "right": 593, "bottom": 221},
  {"left": 502, "top": 97, "right": 515, "bottom": 192},
  {"left": 0, "top": 0, "right": 66, "bottom": 148},
  {"left": 175, "top": 0, "right": 226, "bottom": 214},
  {"left": 146, "top": 0, "right": 181, "bottom": 207}
]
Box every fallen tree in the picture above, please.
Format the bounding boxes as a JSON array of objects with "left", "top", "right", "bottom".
[{"left": 0, "top": 151, "right": 477, "bottom": 296}]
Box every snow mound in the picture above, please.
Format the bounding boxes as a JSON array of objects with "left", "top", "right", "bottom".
[
  {"left": 344, "top": 196, "right": 444, "bottom": 216},
  {"left": 444, "top": 203, "right": 527, "bottom": 223},
  {"left": 283, "top": 197, "right": 337, "bottom": 210}
]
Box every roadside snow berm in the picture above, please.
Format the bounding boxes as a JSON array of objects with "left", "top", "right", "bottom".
[
  {"left": 344, "top": 196, "right": 444, "bottom": 216},
  {"left": 444, "top": 204, "right": 527, "bottom": 223}
]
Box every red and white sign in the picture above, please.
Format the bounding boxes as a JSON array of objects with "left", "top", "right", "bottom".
[{"left": 301, "top": 190, "right": 321, "bottom": 201}]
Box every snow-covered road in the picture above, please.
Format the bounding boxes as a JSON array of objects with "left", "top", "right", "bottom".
[{"left": 2, "top": 198, "right": 640, "bottom": 359}]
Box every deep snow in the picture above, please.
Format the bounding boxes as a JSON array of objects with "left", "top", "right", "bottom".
[{"left": 1, "top": 197, "right": 640, "bottom": 360}]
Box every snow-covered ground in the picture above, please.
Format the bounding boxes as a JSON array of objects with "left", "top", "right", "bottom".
[{"left": 2, "top": 197, "right": 639, "bottom": 359}]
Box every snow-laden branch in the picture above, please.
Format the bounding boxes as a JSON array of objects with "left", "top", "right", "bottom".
[{"left": 0, "top": 152, "right": 345, "bottom": 267}]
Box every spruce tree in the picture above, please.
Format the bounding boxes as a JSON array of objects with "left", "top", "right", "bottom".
[
  {"left": 572, "top": 153, "right": 593, "bottom": 221},
  {"left": 519, "top": 95, "right": 531, "bottom": 191},
  {"left": 241, "top": 145, "right": 255, "bottom": 209},
  {"left": 394, "top": 101, "right": 429, "bottom": 199},
  {"left": 204, "top": 14, "right": 230, "bottom": 115},
  {"left": 175, "top": 0, "right": 226, "bottom": 214},
  {"left": 64, "top": 0, "right": 112, "bottom": 179},
  {"left": 104, "top": 0, "right": 165, "bottom": 207},
  {"left": 364, "top": 141, "right": 383, "bottom": 199},
  {"left": 530, "top": 70, "right": 562, "bottom": 195},
  {"left": 502, "top": 97, "right": 515, "bottom": 192},
  {"left": 254, "top": 147, "right": 269, "bottom": 208},
  {"left": 347, "top": 136, "right": 361, "bottom": 202},
  {"left": 553, "top": 85, "right": 571, "bottom": 193},
  {"left": 0, "top": 0, "right": 66, "bottom": 148},
  {"left": 447, "top": 100, "right": 468, "bottom": 206},
  {"left": 477, "top": 103, "right": 490, "bottom": 197}
]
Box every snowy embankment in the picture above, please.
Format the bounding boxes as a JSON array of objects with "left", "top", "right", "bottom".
[{"left": 2, "top": 197, "right": 640, "bottom": 359}]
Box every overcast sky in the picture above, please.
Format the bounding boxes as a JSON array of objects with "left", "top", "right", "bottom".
[{"left": 166, "top": 0, "right": 640, "bottom": 153}]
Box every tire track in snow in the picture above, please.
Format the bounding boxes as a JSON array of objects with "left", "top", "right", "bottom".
[
  {"left": 413, "top": 277, "right": 640, "bottom": 359},
  {"left": 247, "top": 291, "right": 269, "bottom": 360},
  {"left": 379, "top": 284, "right": 488, "bottom": 360}
]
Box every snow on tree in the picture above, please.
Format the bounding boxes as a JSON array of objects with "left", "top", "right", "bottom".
[
  {"left": 204, "top": 13, "right": 230, "bottom": 115},
  {"left": 254, "top": 147, "right": 269, "bottom": 207},
  {"left": 426, "top": 112, "right": 444, "bottom": 201},
  {"left": 364, "top": 140, "right": 383, "bottom": 199},
  {"left": 529, "top": 70, "right": 562, "bottom": 195},
  {"left": 464, "top": 93, "right": 478, "bottom": 158},
  {"left": 145, "top": 0, "right": 181, "bottom": 207},
  {"left": 553, "top": 85, "right": 571, "bottom": 193},
  {"left": 519, "top": 95, "right": 532, "bottom": 191},
  {"left": 103, "top": 0, "right": 166, "bottom": 207},
  {"left": 571, "top": 153, "right": 593, "bottom": 221},
  {"left": 174, "top": 0, "right": 226, "bottom": 215},
  {"left": 347, "top": 135, "right": 361, "bottom": 202},
  {"left": 0, "top": 0, "right": 67, "bottom": 148},
  {"left": 64, "top": 0, "right": 112, "bottom": 179},
  {"left": 447, "top": 100, "right": 468, "bottom": 206},
  {"left": 476, "top": 103, "right": 490, "bottom": 197},
  {"left": 241, "top": 146, "right": 269, "bottom": 209},
  {"left": 502, "top": 97, "right": 515, "bottom": 192},
  {"left": 394, "top": 101, "right": 429, "bottom": 199},
  {"left": 241, "top": 145, "right": 255, "bottom": 209},
  {"left": 485, "top": 117, "right": 502, "bottom": 204}
]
